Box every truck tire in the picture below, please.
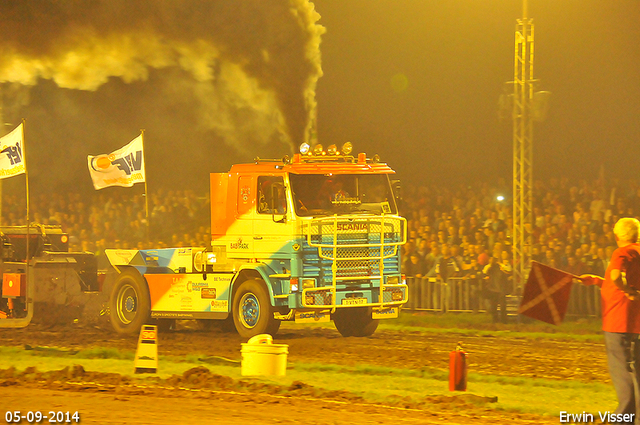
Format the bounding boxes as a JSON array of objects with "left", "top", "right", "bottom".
[
  {"left": 109, "top": 269, "right": 151, "bottom": 335},
  {"left": 333, "top": 307, "right": 379, "bottom": 337},
  {"left": 232, "top": 279, "right": 279, "bottom": 338}
]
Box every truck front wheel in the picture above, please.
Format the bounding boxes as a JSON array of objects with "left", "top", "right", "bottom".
[
  {"left": 333, "top": 307, "right": 379, "bottom": 337},
  {"left": 110, "top": 270, "right": 151, "bottom": 335},
  {"left": 232, "top": 279, "right": 280, "bottom": 338}
]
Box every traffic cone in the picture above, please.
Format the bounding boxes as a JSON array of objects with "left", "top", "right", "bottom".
[{"left": 134, "top": 324, "right": 158, "bottom": 374}]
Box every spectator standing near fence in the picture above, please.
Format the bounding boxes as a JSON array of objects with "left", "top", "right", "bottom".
[
  {"left": 579, "top": 217, "right": 640, "bottom": 421},
  {"left": 404, "top": 252, "right": 426, "bottom": 280},
  {"left": 436, "top": 245, "right": 460, "bottom": 281},
  {"left": 416, "top": 239, "right": 429, "bottom": 262},
  {"left": 465, "top": 257, "right": 484, "bottom": 312},
  {"left": 475, "top": 244, "right": 489, "bottom": 267},
  {"left": 424, "top": 243, "right": 441, "bottom": 277},
  {"left": 435, "top": 245, "right": 460, "bottom": 311},
  {"left": 596, "top": 247, "right": 609, "bottom": 274},
  {"left": 482, "top": 253, "right": 510, "bottom": 324}
]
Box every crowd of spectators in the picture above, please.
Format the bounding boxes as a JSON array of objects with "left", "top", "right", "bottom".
[
  {"left": 1, "top": 189, "right": 211, "bottom": 258},
  {"left": 2, "top": 177, "right": 634, "bottom": 273},
  {"left": 400, "top": 175, "right": 640, "bottom": 321},
  {"left": 1, "top": 174, "right": 636, "bottom": 321}
]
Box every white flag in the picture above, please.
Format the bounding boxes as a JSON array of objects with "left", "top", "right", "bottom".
[
  {"left": 0, "top": 123, "right": 26, "bottom": 180},
  {"left": 87, "top": 135, "right": 145, "bottom": 190}
]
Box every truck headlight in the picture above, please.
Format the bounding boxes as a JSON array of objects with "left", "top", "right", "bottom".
[
  {"left": 302, "top": 278, "right": 315, "bottom": 289},
  {"left": 386, "top": 276, "right": 400, "bottom": 285}
]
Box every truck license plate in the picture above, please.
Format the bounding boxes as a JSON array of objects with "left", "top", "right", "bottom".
[{"left": 342, "top": 297, "right": 367, "bottom": 305}]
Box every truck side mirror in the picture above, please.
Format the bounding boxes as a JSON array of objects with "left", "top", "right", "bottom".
[{"left": 391, "top": 180, "right": 403, "bottom": 209}]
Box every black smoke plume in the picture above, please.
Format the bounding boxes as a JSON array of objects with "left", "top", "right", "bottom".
[{"left": 0, "top": 0, "right": 324, "bottom": 191}]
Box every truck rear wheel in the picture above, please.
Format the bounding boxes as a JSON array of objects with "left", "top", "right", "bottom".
[
  {"left": 333, "top": 307, "right": 379, "bottom": 337},
  {"left": 232, "top": 279, "right": 280, "bottom": 338},
  {"left": 110, "top": 270, "right": 151, "bottom": 335}
]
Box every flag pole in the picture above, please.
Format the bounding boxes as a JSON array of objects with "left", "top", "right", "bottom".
[
  {"left": 22, "top": 118, "right": 30, "bottom": 311},
  {"left": 141, "top": 129, "right": 149, "bottom": 244},
  {"left": 0, "top": 120, "right": 34, "bottom": 327}
]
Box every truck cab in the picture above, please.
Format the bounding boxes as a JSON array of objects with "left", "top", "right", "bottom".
[{"left": 107, "top": 143, "right": 407, "bottom": 338}]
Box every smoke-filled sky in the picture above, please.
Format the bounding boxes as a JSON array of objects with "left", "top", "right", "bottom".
[
  {"left": 1, "top": 0, "right": 639, "bottom": 195},
  {"left": 0, "top": 0, "right": 323, "bottom": 194}
]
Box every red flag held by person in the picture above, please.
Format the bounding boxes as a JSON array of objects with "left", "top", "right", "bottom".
[{"left": 519, "top": 261, "right": 575, "bottom": 325}]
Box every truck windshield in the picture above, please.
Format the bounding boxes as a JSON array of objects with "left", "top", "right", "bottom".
[{"left": 289, "top": 174, "right": 397, "bottom": 217}]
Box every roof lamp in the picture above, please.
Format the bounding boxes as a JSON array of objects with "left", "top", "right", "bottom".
[
  {"left": 299, "top": 142, "right": 310, "bottom": 155},
  {"left": 327, "top": 144, "right": 338, "bottom": 155},
  {"left": 342, "top": 142, "right": 353, "bottom": 155},
  {"left": 313, "top": 144, "right": 324, "bottom": 155}
]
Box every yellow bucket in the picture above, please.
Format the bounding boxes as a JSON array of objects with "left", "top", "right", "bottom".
[{"left": 241, "top": 334, "right": 288, "bottom": 377}]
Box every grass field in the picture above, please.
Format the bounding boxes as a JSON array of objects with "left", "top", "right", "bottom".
[
  {"left": 284, "top": 310, "right": 605, "bottom": 342},
  {"left": 383, "top": 311, "right": 604, "bottom": 341}
]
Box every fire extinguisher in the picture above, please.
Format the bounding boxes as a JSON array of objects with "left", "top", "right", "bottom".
[{"left": 449, "top": 341, "right": 467, "bottom": 391}]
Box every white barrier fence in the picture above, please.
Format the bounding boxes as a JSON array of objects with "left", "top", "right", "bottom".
[{"left": 405, "top": 276, "right": 602, "bottom": 317}]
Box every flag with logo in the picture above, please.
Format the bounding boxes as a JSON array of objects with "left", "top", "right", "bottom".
[
  {"left": 518, "top": 261, "right": 575, "bottom": 325},
  {"left": 87, "top": 135, "right": 145, "bottom": 190},
  {"left": 0, "top": 123, "right": 26, "bottom": 179}
]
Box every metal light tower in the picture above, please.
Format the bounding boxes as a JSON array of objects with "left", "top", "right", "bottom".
[{"left": 512, "top": 0, "right": 535, "bottom": 292}]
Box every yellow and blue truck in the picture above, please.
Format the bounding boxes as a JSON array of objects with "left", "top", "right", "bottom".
[{"left": 106, "top": 143, "right": 408, "bottom": 338}]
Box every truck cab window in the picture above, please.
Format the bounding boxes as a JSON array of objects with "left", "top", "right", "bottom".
[
  {"left": 257, "top": 176, "right": 287, "bottom": 215},
  {"left": 289, "top": 174, "right": 397, "bottom": 217}
]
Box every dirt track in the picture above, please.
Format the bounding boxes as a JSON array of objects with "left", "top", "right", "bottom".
[
  {"left": 0, "top": 321, "right": 609, "bottom": 382},
  {"left": 0, "top": 321, "right": 607, "bottom": 424},
  {"left": 0, "top": 385, "right": 553, "bottom": 425}
]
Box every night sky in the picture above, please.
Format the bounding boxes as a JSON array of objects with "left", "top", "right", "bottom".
[
  {"left": 1, "top": 0, "right": 639, "bottom": 196},
  {"left": 313, "top": 0, "right": 640, "bottom": 186}
]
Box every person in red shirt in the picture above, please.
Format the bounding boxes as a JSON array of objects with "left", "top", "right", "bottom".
[{"left": 580, "top": 217, "right": 640, "bottom": 421}]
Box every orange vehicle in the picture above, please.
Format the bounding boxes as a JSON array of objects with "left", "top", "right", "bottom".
[{"left": 106, "top": 143, "right": 408, "bottom": 338}]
